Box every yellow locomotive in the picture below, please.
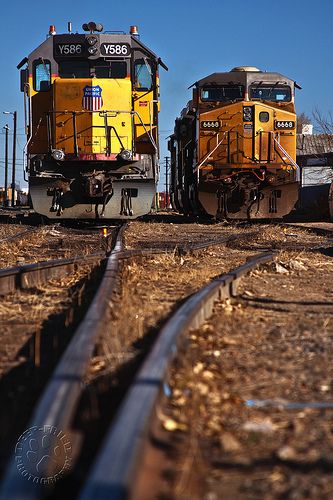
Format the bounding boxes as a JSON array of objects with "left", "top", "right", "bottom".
[
  {"left": 169, "top": 66, "right": 299, "bottom": 219},
  {"left": 18, "top": 22, "right": 166, "bottom": 219}
]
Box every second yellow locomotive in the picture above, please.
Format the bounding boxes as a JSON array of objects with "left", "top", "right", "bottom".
[{"left": 169, "top": 66, "right": 299, "bottom": 219}]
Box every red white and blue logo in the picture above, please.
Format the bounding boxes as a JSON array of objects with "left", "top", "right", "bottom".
[{"left": 82, "top": 85, "right": 103, "bottom": 111}]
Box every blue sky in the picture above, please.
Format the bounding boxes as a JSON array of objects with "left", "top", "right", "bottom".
[{"left": 0, "top": 0, "right": 332, "bottom": 189}]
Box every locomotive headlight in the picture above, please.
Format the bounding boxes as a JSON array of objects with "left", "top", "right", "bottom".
[
  {"left": 243, "top": 106, "right": 253, "bottom": 122},
  {"left": 266, "top": 174, "right": 276, "bottom": 184},
  {"left": 88, "top": 46, "right": 98, "bottom": 55},
  {"left": 87, "top": 36, "right": 97, "bottom": 45},
  {"left": 51, "top": 149, "right": 65, "bottom": 161},
  {"left": 119, "top": 149, "right": 132, "bottom": 161}
]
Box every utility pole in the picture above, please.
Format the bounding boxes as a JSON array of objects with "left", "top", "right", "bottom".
[
  {"left": 3, "top": 111, "right": 17, "bottom": 207},
  {"left": 11, "top": 111, "right": 17, "bottom": 207},
  {"left": 3, "top": 125, "right": 9, "bottom": 207},
  {"left": 165, "top": 156, "right": 170, "bottom": 210}
]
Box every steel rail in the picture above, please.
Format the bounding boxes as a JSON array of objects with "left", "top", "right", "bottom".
[
  {"left": 0, "top": 251, "right": 106, "bottom": 295},
  {"left": 79, "top": 250, "right": 276, "bottom": 500},
  {"left": 0, "top": 226, "right": 264, "bottom": 498},
  {"left": 0, "top": 224, "right": 261, "bottom": 310},
  {"left": 0, "top": 225, "right": 127, "bottom": 500},
  {"left": 0, "top": 234, "right": 250, "bottom": 295},
  {"left": 117, "top": 229, "right": 262, "bottom": 260},
  {"left": 0, "top": 227, "right": 40, "bottom": 244}
]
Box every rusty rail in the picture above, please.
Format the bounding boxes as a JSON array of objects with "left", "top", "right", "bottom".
[
  {"left": 79, "top": 251, "right": 276, "bottom": 500},
  {"left": 117, "top": 229, "right": 262, "bottom": 260},
  {"left": 0, "top": 226, "right": 264, "bottom": 499},
  {"left": 0, "top": 227, "right": 40, "bottom": 244},
  {"left": 0, "top": 251, "right": 106, "bottom": 295},
  {"left": 0, "top": 229, "right": 260, "bottom": 296},
  {"left": 0, "top": 225, "right": 126, "bottom": 500}
]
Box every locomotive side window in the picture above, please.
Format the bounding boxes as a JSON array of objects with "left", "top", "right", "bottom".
[
  {"left": 33, "top": 59, "right": 51, "bottom": 91},
  {"left": 259, "top": 111, "right": 269, "bottom": 122},
  {"left": 201, "top": 85, "right": 244, "bottom": 102},
  {"left": 250, "top": 85, "right": 291, "bottom": 102},
  {"left": 134, "top": 59, "right": 153, "bottom": 90}
]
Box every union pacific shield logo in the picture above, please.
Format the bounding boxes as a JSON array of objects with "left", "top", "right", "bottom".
[{"left": 82, "top": 85, "right": 103, "bottom": 111}]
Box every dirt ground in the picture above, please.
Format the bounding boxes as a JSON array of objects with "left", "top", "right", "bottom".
[
  {"left": 88, "top": 219, "right": 330, "bottom": 391},
  {"left": 0, "top": 223, "right": 106, "bottom": 379},
  {"left": 0, "top": 224, "right": 106, "bottom": 479},
  {"left": 0, "top": 224, "right": 105, "bottom": 268},
  {"left": 1, "top": 217, "right": 331, "bottom": 497},
  {"left": 88, "top": 220, "right": 263, "bottom": 381},
  {"left": 162, "top": 236, "right": 333, "bottom": 499},
  {"left": 83, "top": 220, "right": 333, "bottom": 500}
]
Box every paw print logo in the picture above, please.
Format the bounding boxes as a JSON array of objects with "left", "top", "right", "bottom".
[
  {"left": 25, "top": 433, "right": 62, "bottom": 476},
  {"left": 15, "top": 426, "right": 72, "bottom": 483}
]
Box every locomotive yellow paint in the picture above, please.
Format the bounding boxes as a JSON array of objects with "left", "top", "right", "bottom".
[
  {"left": 53, "top": 78, "right": 132, "bottom": 155},
  {"left": 133, "top": 88, "right": 158, "bottom": 153},
  {"left": 198, "top": 101, "right": 296, "bottom": 171},
  {"left": 28, "top": 75, "right": 53, "bottom": 154}
]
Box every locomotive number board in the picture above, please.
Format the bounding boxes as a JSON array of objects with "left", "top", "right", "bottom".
[
  {"left": 274, "top": 120, "right": 295, "bottom": 130},
  {"left": 55, "top": 43, "right": 85, "bottom": 56},
  {"left": 201, "top": 120, "right": 220, "bottom": 129},
  {"left": 100, "top": 43, "right": 131, "bottom": 57}
]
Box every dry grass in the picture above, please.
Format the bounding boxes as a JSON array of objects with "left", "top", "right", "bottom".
[{"left": 163, "top": 241, "right": 333, "bottom": 499}]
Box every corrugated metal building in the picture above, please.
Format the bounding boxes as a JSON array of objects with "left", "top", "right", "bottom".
[{"left": 296, "top": 134, "right": 333, "bottom": 218}]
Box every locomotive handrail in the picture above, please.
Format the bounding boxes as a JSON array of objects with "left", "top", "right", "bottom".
[
  {"left": 195, "top": 130, "right": 298, "bottom": 169},
  {"left": 148, "top": 100, "right": 160, "bottom": 155},
  {"left": 45, "top": 108, "right": 158, "bottom": 155},
  {"left": 72, "top": 112, "right": 78, "bottom": 156},
  {"left": 273, "top": 136, "right": 299, "bottom": 170},
  {"left": 197, "top": 131, "right": 227, "bottom": 170},
  {"left": 23, "top": 83, "right": 33, "bottom": 177},
  {"left": 133, "top": 110, "right": 158, "bottom": 152}
]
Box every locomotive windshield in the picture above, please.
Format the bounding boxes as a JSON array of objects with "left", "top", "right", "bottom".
[
  {"left": 58, "top": 60, "right": 127, "bottom": 78},
  {"left": 201, "top": 85, "right": 244, "bottom": 102},
  {"left": 250, "top": 84, "right": 291, "bottom": 102},
  {"left": 134, "top": 59, "right": 153, "bottom": 90},
  {"left": 33, "top": 60, "right": 51, "bottom": 91}
]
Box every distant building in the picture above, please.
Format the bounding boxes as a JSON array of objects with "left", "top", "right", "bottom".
[
  {"left": 296, "top": 134, "right": 333, "bottom": 219},
  {"left": 0, "top": 185, "right": 29, "bottom": 207}
]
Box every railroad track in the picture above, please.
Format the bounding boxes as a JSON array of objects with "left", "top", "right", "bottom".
[
  {"left": 0, "top": 222, "right": 263, "bottom": 498},
  {"left": 79, "top": 250, "right": 276, "bottom": 499},
  {"left": 80, "top": 227, "right": 333, "bottom": 499},
  {"left": 0, "top": 227, "right": 40, "bottom": 244},
  {"left": 0, "top": 208, "right": 42, "bottom": 225},
  {"left": 0, "top": 220, "right": 332, "bottom": 498},
  {"left": 0, "top": 252, "right": 106, "bottom": 295}
]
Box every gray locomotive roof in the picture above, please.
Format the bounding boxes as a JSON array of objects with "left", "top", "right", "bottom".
[
  {"left": 23, "top": 31, "right": 158, "bottom": 64},
  {"left": 196, "top": 71, "right": 295, "bottom": 87}
]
